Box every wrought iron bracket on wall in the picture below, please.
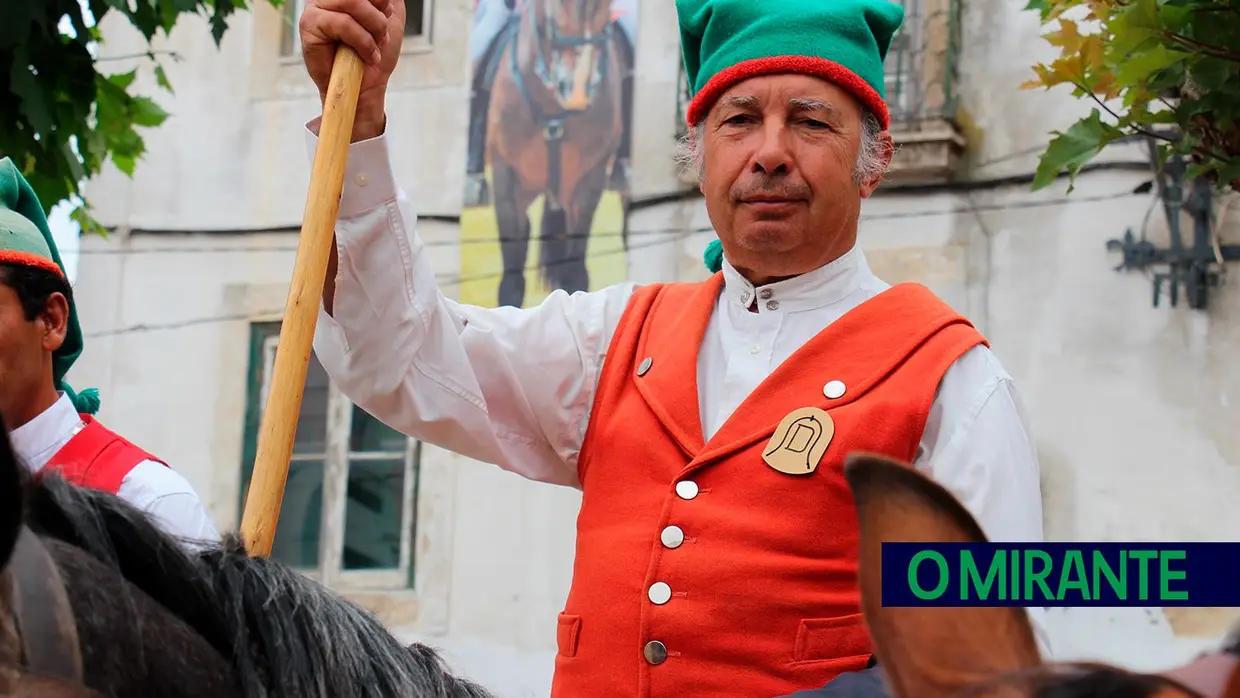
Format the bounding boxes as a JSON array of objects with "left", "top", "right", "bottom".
[{"left": 1106, "top": 139, "right": 1240, "bottom": 310}]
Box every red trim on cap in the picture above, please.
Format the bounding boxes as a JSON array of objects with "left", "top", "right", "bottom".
[
  {"left": 0, "top": 250, "right": 64, "bottom": 277},
  {"left": 686, "top": 55, "right": 890, "bottom": 130}
]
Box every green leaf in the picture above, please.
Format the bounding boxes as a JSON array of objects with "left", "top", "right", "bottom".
[
  {"left": 111, "top": 152, "right": 136, "bottom": 177},
  {"left": 154, "top": 63, "right": 174, "bottom": 93},
  {"left": 1186, "top": 161, "right": 1222, "bottom": 177},
  {"left": 130, "top": 95, "right": 169, "bottom": 126},
  {"left": 129, "top": 0, "right": 161, "bottom": 39},
  {"left": 1156, "top": 3, "right": 1191, "bottom": 32},
  {"left": 1104, "top": 27, "right": 1159, "bottom": 63},
  {"left": 1114, "top": 43, "right": 1192, "bottom": 85},
  {"left": 1155, "top": 142, "right": 1174, "bottom": 171},
  {"left": 1024, "top": 0, "right": 1052, "bottom": 18},
  {"left": 1145, "top": 107, "right": 1180, "bottom": 124},
  {"left": 0, "top": 0, "right": 280, "bottom": 231},
  {"left": 70, "top": 203, "right": 111, "bottom": 238},
  {"left": 59, "top": 142, "right": 87, "bottom": 183},
  {"left": 0, "top": 1, "right": 35, "bottom": 47},
  {"left": 9, "top": 61, "right": 54, "bottom": 133},
  {"left": 1032, "top": 109, "right": 1128, "bottom": 192},
  {"left": 1122, "top": 0, "right": 1162, "bottom": 30},
  {"left": 106, "top": 68, "right": 138, "bottom": 90},
  {"left": 1191, "top": 8, "right": 1240, "bottom": 50},
  {"left": 1188, "top": 57, "right": 1239, "bottom": 93},
  {"left": 1218, "top": 159, "right": 1240, "bottom": 187}
]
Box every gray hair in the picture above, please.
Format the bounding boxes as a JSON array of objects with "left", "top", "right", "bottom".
[{"left": 674, "top": 109, "right": 889, "bottom": 186}]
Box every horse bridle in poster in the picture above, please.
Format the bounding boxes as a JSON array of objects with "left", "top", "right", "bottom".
[{"left": 529, "top": 0, "right": 614, "bottom": 111}]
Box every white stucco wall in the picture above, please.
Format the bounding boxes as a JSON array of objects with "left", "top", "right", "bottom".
[{"left": 67, "top": 0, "right": 1240, "bottom": 695}]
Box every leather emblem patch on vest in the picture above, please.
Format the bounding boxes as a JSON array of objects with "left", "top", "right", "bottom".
[{"left": 762, "top": 407, "right": 835, "bottom": 475}]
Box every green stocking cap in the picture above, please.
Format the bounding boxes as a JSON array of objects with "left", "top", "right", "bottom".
[
  {"left": 678, "top": 0, "right": 905, "bottom": 273},
  {"left": 677, "top": 0, "right": 904, "bottom": 130},
  {"left": 0, "top": 157, "right": 99, "bottom": 415}
]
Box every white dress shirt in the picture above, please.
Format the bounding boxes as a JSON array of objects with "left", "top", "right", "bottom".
[
  {"left": 10, "top": 393, "right": 221, "bottom": 550},
  {"left": 305, "top": 118, "right": 1051, "bottom": 656}
]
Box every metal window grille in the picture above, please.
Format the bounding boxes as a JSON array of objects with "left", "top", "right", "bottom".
[{"left": 885, "top": 0, "right": 962, "bottom": 126}]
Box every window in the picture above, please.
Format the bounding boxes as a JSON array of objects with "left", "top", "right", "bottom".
[
  {"left": 883, "top": 0, "right": 962, "bottom": 126},
  {"left": 675, "top": 59, "right": 691, "bottom": 140},
  {"left": 238, "top": 321, "right": 422, "bottom": 590},
  {"left": 280, "top": 0, "right": 431, "bottom": 57},
  {"left": 884, "top": 0, "right": 924, "bottom": 123}
]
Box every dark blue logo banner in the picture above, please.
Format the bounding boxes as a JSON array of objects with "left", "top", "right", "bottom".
[{"left": 880, "top": 543, "right": 1240, "bottom": 607}]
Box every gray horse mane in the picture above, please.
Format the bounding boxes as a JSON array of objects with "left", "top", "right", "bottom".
[{"left": 22, "top": 472, "right": 496, "bottom": 698}]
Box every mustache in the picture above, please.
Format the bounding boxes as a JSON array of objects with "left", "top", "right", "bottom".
[{"left": 730, "top": 178, "right": 810, "bottom": 202}]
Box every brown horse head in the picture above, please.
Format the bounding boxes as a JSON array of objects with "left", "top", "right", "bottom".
[
  {"left": 529, "top": 0, "right": 615, "bottom": 110},
  {"left": 842, "top": 452, "right": 1240, "bottom": 698}
]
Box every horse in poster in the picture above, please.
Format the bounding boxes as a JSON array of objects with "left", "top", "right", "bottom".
[{"left": 471, "top": 0, "right": 633, "bottom": 308}]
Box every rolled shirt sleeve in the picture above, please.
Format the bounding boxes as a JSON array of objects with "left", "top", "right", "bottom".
[{"left": 304, "top": 119, "right": 637, "bottom": 488}]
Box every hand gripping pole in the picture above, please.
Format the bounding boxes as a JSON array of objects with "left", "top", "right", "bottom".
[{"left": 240, "top": 45, "right": 366, "bottom": 557}]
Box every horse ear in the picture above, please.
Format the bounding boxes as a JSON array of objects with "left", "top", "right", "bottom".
[
  {"left": 0, "top": 411, "right": 24, "bottom": 571},
  {"left": 844, "top": 452, "right": 1044, "bottom": 698},
  {"left": 1159, "top": 652, "right": 1240, "bottom": 698},
  {"left": 1216, "top": 638, "right": 1240, "bottom": 698},
  {"left": 1224, "top": 662, "right": 1240, "bottom": 698}
]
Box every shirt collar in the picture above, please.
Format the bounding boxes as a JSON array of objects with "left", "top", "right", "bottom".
[
  {"left": 720, "top": 244, "right": 871, "bottom": 314},
  {"left": 9, "top": 392, "right": 83, "bottom": 473}
]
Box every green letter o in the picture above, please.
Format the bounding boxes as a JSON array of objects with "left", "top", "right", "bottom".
[{"left": 909, "top": 550, "right": 950, "bottom": 600}]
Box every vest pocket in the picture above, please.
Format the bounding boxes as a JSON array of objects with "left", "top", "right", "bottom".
[
  {"left": 557, "top": 613, "right": 582, "bottom": 658},
  {"left": 792, "top": 614, "right": 872, "bottom": 664}
]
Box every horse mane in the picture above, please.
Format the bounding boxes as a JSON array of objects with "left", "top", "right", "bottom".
[
  {"left": 20, "top": 471, "right": 495, "bottom": 698},
  {"left": 946, "top": 661, "right": 1203, "bottom": 698}
]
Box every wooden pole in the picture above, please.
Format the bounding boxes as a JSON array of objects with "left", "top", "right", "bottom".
[{"left": 240, "top": 45, "right": 366, "bottom": 557}]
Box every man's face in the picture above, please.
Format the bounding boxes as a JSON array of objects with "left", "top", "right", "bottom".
[
  {"left": 0, "top": 277, "right": 68, "bottom": 427},
  {"left": 699, "top": 74, "right": 890, "bottom": 283}
]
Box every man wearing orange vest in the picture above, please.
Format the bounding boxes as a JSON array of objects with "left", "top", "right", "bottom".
[
  {"left": 298, "top": 0, "right": 1048, "bottom": 694},
  {"left": 0, "top": 157, "right": 220, "bottom": 549}
]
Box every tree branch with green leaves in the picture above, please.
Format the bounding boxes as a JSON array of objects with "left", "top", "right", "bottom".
[
  {"left": 1, "top": 0, "right": 281, "bottom": 235},
  {"left": 1021, "top": 0, "right": 1240, "bottom": 194}
]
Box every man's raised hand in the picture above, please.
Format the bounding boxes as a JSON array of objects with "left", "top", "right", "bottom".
[{"left": 300, "top": 0, "right": 405, "bottom": 141}]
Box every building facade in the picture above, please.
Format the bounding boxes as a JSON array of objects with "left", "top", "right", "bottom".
[{"left": 71, "top": 0, "right": 1240, "bottom": 695}]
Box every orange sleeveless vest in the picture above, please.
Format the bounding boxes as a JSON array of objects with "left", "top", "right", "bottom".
[{"left": 550, "top": 275, "right": 988, "bottom": 697}]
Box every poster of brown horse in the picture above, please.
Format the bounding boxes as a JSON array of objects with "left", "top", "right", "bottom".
[{"left": 458, "top": 0, "right": 637, "bottom": 309}]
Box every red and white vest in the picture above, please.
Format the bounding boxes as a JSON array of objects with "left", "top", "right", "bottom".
[
  {"left": 42, "top": 415, "right": 168, "bottom": 495},
  {"left": 550, "top": 275, "right": 987, "bottom": 697}
]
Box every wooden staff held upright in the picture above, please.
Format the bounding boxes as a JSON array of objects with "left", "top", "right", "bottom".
[{"left": 240, "top": 45, "right": 365, "bottom": 557}]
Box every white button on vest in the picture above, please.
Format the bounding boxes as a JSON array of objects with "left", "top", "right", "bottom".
[
  {"left": 661, "top": 525, "right": 685, "bottom": 548},
  {"left": 675, "top": 481, "right": 698, "bottom": 500},
  {"left": 823, "top": 380, "right": 846, "bottom": 399},
  {"left": 648, "top": 582, "right": 672, "bottom": 605}
]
